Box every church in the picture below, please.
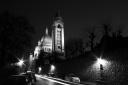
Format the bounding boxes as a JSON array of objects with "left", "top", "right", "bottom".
[{"left": 34, "top": 13, "right": 65, "bottom": 59}]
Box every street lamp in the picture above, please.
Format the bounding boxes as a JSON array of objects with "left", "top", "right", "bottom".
[
  {"left": 92, "top": 55, "right": 111, "bottom": 83},
  {"left": 38, "top": 67, "right": 42, "bottom": 74},
  {"left": 16, "top": 58, "right": 25, "bottom": 73},
  {"left": 50, "top": 65, "right": 55, "bottom": 72},
  {"left": 17, "top": 58, "right": 25, "bottom": 68},
  {"left": 49, "top": 65, "right": 55, "bottom": 76},
  {"left": 97, "top": 57, "right": 106, "bottom": 66},
  {"left": 96, "top": 57, "right": 108, "bottom": 81}
]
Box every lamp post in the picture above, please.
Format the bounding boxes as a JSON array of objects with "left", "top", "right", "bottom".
[
  {"left": 49, "top": 64, "right": 55, "bottom": 76},
  {"left": 97, "top": 57, "right": 106, "bottom": 81},
  {"left": 100, "top": 63, "right": 104, "bottom": 81},
  {"left": 17, "top": 58, "right": 25, "bottom": 68},
  {"left": 51, "top": 65, "right": 55, "bottom": 72},
  {"left": 38, "top": 67, "right": 42, "bottom": 74},
  {"left": 16, "top": 58, "right": 25, "bottom": 73},
  {"left": 95, "top": 56, "right": 111, "bottom": 84}
]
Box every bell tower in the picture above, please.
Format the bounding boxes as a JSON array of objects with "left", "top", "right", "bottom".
[{"left": 52, "top": 12, "right": 64, "bottom": 54}]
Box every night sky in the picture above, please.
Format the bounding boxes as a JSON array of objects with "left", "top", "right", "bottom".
[{"left": 1, "top": 0, "right": 128, "bottom": 46}]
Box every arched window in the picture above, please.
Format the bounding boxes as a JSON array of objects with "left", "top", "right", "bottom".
[{"left": 57, "top": 24, "right": 62, "bottom": 28}]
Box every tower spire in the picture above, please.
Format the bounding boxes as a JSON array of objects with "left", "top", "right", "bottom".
[
  {"left": 54, "top": 10, "right": 63, "bottom": 21},
  {"left": 55, "top": 10, "right": 60, "bottom": 18}
]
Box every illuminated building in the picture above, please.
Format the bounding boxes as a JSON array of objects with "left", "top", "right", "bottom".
[
  {"left": 52, "top": 13, "right": 64, "bottom": 53},
  {"left": 32, "top": 13, "right": 65, "bottom": 72},
  {"left": 42, "top": 27, "right": 52, "bottom": 53},
  {"left": 39, "top": 13, "right": 64, "bottom": 55}
]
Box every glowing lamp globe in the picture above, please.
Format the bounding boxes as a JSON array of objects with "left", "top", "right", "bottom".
[
  {"left": 17, "top": 59, "right": 24, "bottom": 67},
  {"left": 39, "top": 67, "right": 42, "bottom": 71},
  {"left": 96, "top": 57, "right": 107, "bottom": 66},
  {"left": 51, "top": 65, "right": 55, "bottom": 72}
]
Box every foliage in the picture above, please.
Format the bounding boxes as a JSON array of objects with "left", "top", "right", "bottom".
[
  {"left": 65, "top": 38, "right": 84, "bottom": 59},
  {"left": 0, "top": 11, "right": 35, "bottom": 67},
  {"left": 87, "top": 26, "right": 96, "bottom": 51}
]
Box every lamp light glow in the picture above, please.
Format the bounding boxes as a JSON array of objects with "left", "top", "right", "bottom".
[
  {"left": 96, "top": 57, "right": 108, "bottom": 67},
  {"left": 97, "top": 58, "right": 106, "bottom": 65},
  {"left": 17, "top": 58, "right": 24, "bottom": 67},
  {"left": 50, "top": 65, "right": 55, "bottom": 72}
]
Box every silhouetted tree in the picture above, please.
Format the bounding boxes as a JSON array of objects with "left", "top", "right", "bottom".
[
  {"left": 0, "top": 11, "right": 35, "bottom": 68},
  {"left": 112, "top": 24, "right": 124, "bottom": 38},
  {"left": 102, "top": 23, "right": 112, "bottom": 36},
  {"left": 65, "top": 38, "right": 84, "bottom": 59},
  {"left": 87, "top": 26, "right": 96, "bottom": 51},
  {"left": 94, "top": 23, "right": 112, "bottom": 54}
]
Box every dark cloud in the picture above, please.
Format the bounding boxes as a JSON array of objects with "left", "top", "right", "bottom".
[{"left": 0, "top": 0, "right": 128, "bottom": 45}]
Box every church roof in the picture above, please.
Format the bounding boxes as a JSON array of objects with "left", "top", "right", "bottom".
[{"left": 41, "top": 27, "right": 52, "bottom": 46}]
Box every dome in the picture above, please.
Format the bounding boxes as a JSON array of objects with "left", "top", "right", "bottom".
[
  {"left": 42, "top": 35, "right": 52, "bottom": 46},
  {"left": 41, "top": 35, "right": 52, "bottom": 53}
]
